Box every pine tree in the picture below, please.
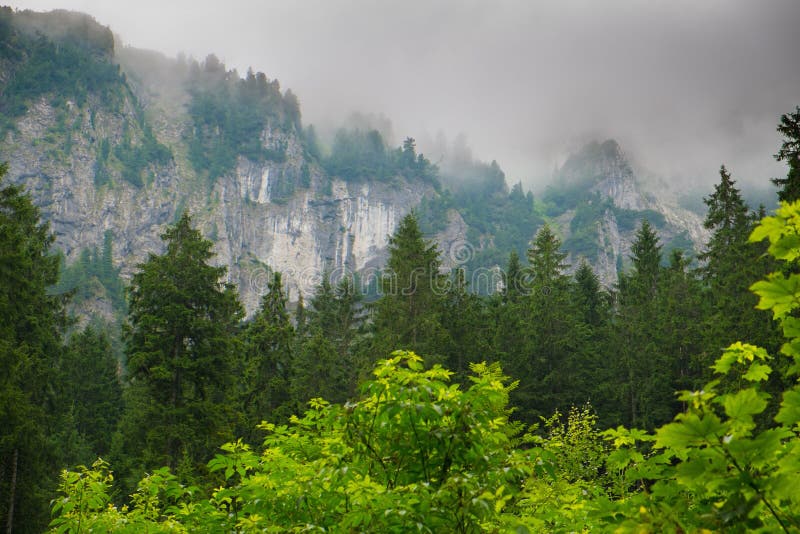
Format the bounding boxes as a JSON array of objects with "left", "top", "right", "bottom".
[
  {"left": 115, "top": 212, "right": 243, "bottom": 485},
  {"left": 658, "top": 250, "right": 705, "bottom": 394},
  {"left": 0, "top": 163, "right": 66, "bottom": 533},
  {"left": 291, "top": 331, "right": 347, "bottom": 406},
  {"left": 700, "top": 166, "right": 778, "bottom": 370},
  {"left": 526, "top": 224, "right": 569, "bottom": 291},
  {"left": 570, "top": 260, "right": 615, "bottom": 421},
  {"left": 573, "top": 260, "right": 607, "bottom": 328},
  {"left": 501, "top": 250, "right": 524, "bottom": 303},
  {"left": 511, "top": 225, "right": 587, "bottom": 421},
  {"left": 627, "top": 219, "right": 661, "bottom": 299},
  {"left": 612, "top": 219, "right": 674, "bottom": 428},
  {"left": 772, "top": 106, "right": 800, "bottom": 202},
  {"left": 441, "top": 268, "right": 491, "bottom": 381},
  {"left": 240, "top": 272, "right": 295, "bottom": 437},
  {"left": 492, "top": 252, "right": 527, "bottom": 392},
  {"left": 371, "top": 212, "right": 449, "bottom": 362},
  {"left": 60, "top": 325, "right": 123, "bottom": 460}
]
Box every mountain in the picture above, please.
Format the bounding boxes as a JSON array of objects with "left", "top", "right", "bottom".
[
  {"left": 0, "top": 7, "right": 709, "bottom": 315},
  {"left": 541, "top": 139, "right": 708, "bottom": 284}
]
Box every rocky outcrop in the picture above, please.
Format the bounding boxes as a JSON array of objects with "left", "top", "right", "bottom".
[
  {"left": 0, "top": 9, "right": 711, "bottom": 315},
  {"left": 556, "top": 139, "right": 709, "bottom": 285},
  {"left": 2, "top": 92, "right": 431, "bottom": 313}
]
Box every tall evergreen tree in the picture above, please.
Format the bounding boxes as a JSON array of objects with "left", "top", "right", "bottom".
[
  {"left": 441, "top": 268, "right": 491, "bottom": 381},
  {"left": 772, "top": 106, "right": 800, "bottom": 202},
  {"left": 501, "top": 250, "right": 524, "bottom": 303},
  {"left": 60, "top": 325, "right": 123, "bottom": 460},
  {"left": 493, "top": 252, "right": 527, "bottom": 391},
  {"left": 658, "top": 250, "right": 705, "bottom": 395},
  {"left": 612, "top": 219, "right": 673, "bottom": 428},
  {"left": 0, "top": 163, "right": 65, "bottom": 533},
  {"left": 240, "top": 272, "right": 295, "bottom": 437},
  {"left": 510, "top": 225, "right": 588, "bottom": 421},
  {"left": 115, "top": 213, "right": 243, "bottom": 486},
  {"left": 570, "top": 260, "right": 615, "bottom": 422},
  {"left": 700, "top": 166, "right": 778, "bottom": 368},
  {"left": 371, "top": 212, "right": 449, "bottom": 362}
]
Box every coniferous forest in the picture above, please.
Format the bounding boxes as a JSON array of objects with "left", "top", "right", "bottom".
[
  {"left": 0, "top": 106, "right": 800, "bottom": 532},
  {"left": 1, "top": 5, "right": 800, "bottom": 533}
]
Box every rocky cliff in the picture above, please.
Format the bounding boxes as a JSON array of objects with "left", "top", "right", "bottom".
[
  {"left": 0, "top": 9, "right": 443, "bottom": 313},
  {"left": 0, "top": 8, "right": 710, "bottom": 315},
  {"left": 550, "top": 139, "right": 709, "bottom": 285}
]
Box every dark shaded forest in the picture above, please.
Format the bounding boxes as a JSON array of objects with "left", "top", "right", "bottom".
[
  {"left": 2, "top": 7, "right": 800, "bottom": 532},
  {"left": 2, "top": 105, "right": 800, "bottom": 531}
]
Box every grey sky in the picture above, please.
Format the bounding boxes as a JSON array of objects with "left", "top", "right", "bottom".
[{"left": 8, "top": 0, "right": 800, "bottom": 190}]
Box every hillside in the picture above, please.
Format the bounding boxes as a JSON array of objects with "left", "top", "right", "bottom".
[{"left": 1, "top": 7, "right": 710, "bottom": 314}]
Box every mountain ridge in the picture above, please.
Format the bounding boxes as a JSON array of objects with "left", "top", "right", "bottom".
[{"left": 0, "top": 6, "right": 710, "bottom": 314}]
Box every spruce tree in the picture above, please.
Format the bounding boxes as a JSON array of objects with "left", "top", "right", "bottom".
[
  {"left": 0, "top": 163, "right": 65, "bottom": 533},
  {"left": 612, "top": 219, "right": 673, "bottom": 428},
  {"left": 570, "top": 260, "right": 615, "bottom": 422},
  {"left": 772, "top": 106, "right": 800, "bottom": 202},
  {"left": 700, "top": 166, "right": 778, "bottom": 367},
  {"left": 60, "top": 325, "right": 123, "bottom": 460},
  {"left": 371, "top": 212, "right": 449, "bottom": 362},
  {"left": 512, "top": 224, "right": 587, "bottom": 421},
  {"left": 501, "top": 250, "right": 524, "bottom": 303},
  {"left": 240, "top": 272, "right": 295, "bottom": 436},
  {"left": 493, "top": 252, "right": 527, "bottom": 392},
  {"left": 441, "top": 268, "right": 491, "bottom": 381},
  {"left": 116, "top": 212, "right": 243, "bottom": 485},
  {"left": 658, "top": 250, "right": 705, "bottom": 394}
]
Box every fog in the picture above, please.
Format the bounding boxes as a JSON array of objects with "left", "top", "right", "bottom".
[{"left": 9, "top": 0, "right": 800, "bottom": 190}]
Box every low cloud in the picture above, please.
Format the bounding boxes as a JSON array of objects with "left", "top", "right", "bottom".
[{"left": 11, "top": 0, "right": 800, "bottom": 190}]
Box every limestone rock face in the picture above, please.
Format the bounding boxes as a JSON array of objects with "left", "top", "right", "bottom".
[
  {"left": 2, "top": 91, "right": 431, "bottom": 313},
  {"left": 554, "top": 139, "right": 708, "bottom": 285},
  {"left": 0, "top": 10, "right": 712, "bottom": 316}
]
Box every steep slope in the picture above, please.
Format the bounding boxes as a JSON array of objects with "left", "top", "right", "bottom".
[
  {"left": 0, "top": 8, "right": 710, "bottom": 315},
  {"left": 0, "top": 8, "right": 438, "bottom": 313},
  {"left": 544, "top": 139, "right": 709, "bottom": 284}
]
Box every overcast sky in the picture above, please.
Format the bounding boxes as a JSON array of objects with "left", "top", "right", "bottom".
[{"left": 9, "top": 0, "right": 800, "bottom": 190}]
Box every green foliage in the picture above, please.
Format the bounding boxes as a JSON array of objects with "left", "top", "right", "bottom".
[
  {"left": 50, "top": 230, "right": 127, "bottom": 313},
  {"left": 47, "top": 195, "right": 800, "bottom": 532},
  {"left": 0, "top": 162, "right": 67, "bottom": 532},
  {"left": 52, "top": 352, "right": 530, "bottom": 532},
  {"left": 323, "top": 130, "right": 439, "bottom": 186},
  {"left": 114, "top": 213, "right": 244, "bottom": 489},
  {"left": 113, "top": 126, "right": 172, "bottom": 187},
  {"left": 185, "top": 57, "right": 296, "bottom": 185},
  {"left": 585, "top": 201, "right": 800, "bottom": 532},
  {"left": 0, "top": 19, "right": 123, "bottom": 133}
]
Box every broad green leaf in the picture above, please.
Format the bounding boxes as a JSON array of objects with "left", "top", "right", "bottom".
[
  {"left": 749, "top": 215, "right": 784, "bottom": 244},
  {"left": 775, "top": 387, "right": 800, "bottom": 427},
  {"left": 783, "top": 316, "right": 800, "bottom": 339},
  {"left": 750, "top": 274, "right": 800, "bottom": 319},
  {"left": 770, "top": 233, "right": 800, "bottom": 262},
  {"left": 713, "top": 342, "right": 770, "bottom": 375},
  {"left": 655, "top": 413, "right": 726, "bottom": 451},
  {"left": 743, "top": 361, "right": 772, "bottom": 382},
  {"left": 723, "top": 388, "right": 767, "bottom": 422}
]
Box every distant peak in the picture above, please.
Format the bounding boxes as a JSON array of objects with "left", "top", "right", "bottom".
[
  {"left": 558, "top": 138, "right": 632, "bottom": 184},
  {"left": 599, "top": 139, "right": 622, "bottom": 158}
]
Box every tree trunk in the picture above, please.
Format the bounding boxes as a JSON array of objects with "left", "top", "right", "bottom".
[{"left": 6, "top": 448, "right": 18, "bottom": 534}]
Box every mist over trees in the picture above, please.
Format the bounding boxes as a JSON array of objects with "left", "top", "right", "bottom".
[
  {"left": 3, "top": 7, "right": 800, "bottom": 531},
  {"left": 2, "top": 106, "right": 800, "bottom": 530}
]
